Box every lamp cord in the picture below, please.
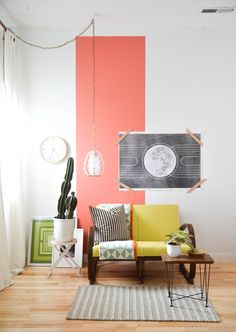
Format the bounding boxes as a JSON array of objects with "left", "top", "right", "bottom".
[{"left": 91, "top": 18, "right": 97, "bottom": 151}]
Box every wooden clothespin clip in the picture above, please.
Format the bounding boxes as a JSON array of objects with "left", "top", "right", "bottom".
[
  {"left": 187, "top": 179, "right": 207, "bottom": 193},
  {"left": 117, "top": 129, "right": 132, "bottom": 144},
  {"left": 116, "top": 179, "right": 134, "bottom": 192},
  {"left": 186, "top": 129, "right": 203, "bottom": 146}
]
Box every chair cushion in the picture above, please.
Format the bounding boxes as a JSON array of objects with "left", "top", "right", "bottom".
[
  {"left": 99, "top": 240, "right": 136, "bottom": 260},
  {"left": 93, "top": 244, "right": 100, "bottom": 257},
  {"left": 89, "top": 205, "right": 130, "bottom": 244},
  {"left": 136, "top": 241, "right": 190, "bottom": 257},
  {"left": 92, "top": 241, "right": 190, "bottom": 257}
]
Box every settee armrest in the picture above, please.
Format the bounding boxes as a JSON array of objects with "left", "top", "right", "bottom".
[
  {"left": 88, "top": 226, "right": 96, "bottom": 284},
  {"left": 179, "top": 223, "right": 196, "bottom": 284},
  {"left": 179, "top": 223, "right": 196, "bottom": 248},
  {"left": 88, "top": 226, "right": 95, "bottom": 258}
]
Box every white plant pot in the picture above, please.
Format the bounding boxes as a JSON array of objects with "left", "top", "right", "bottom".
[
  {"left": 167, "top": 243, "right": 181, "bottom": 257},
  {"left": 53, "top": 218, "right": 75, "bottom": 242}
]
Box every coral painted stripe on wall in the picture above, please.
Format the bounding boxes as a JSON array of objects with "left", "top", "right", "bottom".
[{"left": 76, "top": 36, "right": 145, "bottom": 251}]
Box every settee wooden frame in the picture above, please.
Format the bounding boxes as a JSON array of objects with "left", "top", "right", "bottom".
[{"left": 88, "top": 223, "right": 196, "bottom": 285}]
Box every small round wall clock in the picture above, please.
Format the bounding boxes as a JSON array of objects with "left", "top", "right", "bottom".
[{"left": 40, "top": 136, "right": 68, "bottom": 163}]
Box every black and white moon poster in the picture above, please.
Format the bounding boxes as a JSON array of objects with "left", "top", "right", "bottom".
[{"left": 119, "top": 133, "right": 201, "bottom": 189}]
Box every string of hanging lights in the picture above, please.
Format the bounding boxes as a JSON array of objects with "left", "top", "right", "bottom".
[{"left": 0, "top": 19, "right": 93, "bottom": 49}]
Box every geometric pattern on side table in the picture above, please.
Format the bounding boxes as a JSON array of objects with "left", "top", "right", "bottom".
[{"left": 27, "top": 218, "right": 54, "bottom": 265}]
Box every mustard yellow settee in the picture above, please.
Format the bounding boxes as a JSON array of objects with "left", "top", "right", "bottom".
[{"left": 88, "top": 204, "right": 196, "bottom": 284}]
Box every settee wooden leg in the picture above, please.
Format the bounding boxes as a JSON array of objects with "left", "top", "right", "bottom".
[
  {"left": 139, "top": 261, "right": 145, "bottom": 284},
  {"left": 136, "top": 261, "right": 140, "bottom": 276},
  {"left": 179, "top": 263, "right": 196, "bottom": 284},
  {"left": 88, "top": 259, "right": 97, "bottom": 285},
  {"left": 88, "top": 260, "right": 94, "bottom": 284},
  {"left": 136, "top": 260, "right": 144, "bottom": 283}
]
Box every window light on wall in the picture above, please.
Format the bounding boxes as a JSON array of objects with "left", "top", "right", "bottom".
[{"left": 0, "top": 17, "right": 104, "bottom": 177}]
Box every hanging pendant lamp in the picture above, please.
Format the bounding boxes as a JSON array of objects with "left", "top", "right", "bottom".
[{"left": 83, "top": 18, "right": 104, "bottom": 176}]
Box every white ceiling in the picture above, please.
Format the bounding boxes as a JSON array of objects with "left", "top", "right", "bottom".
[{"left": 1, "top": 0, "right": 236, "bottom": 29}]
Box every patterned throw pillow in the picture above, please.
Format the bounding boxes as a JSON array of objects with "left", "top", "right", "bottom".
[
  {"left": 97, "top": 204, "right": 131, "bottom": 233},
  {"left": 89, "top": 205, "right": 130, "bottom": 244}
]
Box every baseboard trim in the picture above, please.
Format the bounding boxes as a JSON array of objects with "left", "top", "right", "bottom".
[{"left": 209, "top": 252, "right": 236, "bottom": 262}]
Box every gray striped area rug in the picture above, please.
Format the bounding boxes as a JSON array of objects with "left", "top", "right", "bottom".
[{"left": 67, "top": 285, "right": 220, "bottom": 321}]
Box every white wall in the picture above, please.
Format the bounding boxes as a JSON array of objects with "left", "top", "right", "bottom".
[
  {"left": 20, "top": 29, "right": 76, "bottom": 220},
  {"left": 0, "top": 4, "right": 17, "bottom": 27},
  {"left": 18, "top": 25, "right": 236, "bottom": 260},
  {"left": 146, "top": 28, "right": 236, "bottom": 260}
]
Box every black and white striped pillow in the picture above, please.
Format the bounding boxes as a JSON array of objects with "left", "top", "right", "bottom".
[{"left": 89, "top": 205, "right": 130, "bottom": 244}]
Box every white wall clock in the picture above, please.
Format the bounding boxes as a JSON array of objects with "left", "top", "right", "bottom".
[{"left": 40, "top": 136, "right": 68, "bottom": 163}]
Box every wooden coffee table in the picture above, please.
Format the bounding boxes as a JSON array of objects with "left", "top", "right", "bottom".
[{"left": 161, "top": 254, "right": 214, "bottom": 307}]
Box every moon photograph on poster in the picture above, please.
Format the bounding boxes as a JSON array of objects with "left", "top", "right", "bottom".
[
  {"left": 119, "top": 133, "right": 201, "bottom": 189},
  {"left": 143, "top": 144, "right": 177, "bottom": 178}
]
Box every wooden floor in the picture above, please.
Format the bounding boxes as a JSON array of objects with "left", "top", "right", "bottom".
[{"left": 0, "top": 261, "right": 236, "bottom": 332}]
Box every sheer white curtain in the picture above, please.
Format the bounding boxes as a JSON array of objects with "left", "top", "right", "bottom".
[
  {"left": 0, "top": 28, "right": 26, "bottom": 290},
  {"left": 0, "top": 175, "right": 13, "bottom": 290}
]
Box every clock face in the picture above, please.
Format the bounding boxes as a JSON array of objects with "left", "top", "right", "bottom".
[{"left": 40, "top": 136, "right": 67, "bottom": 163}]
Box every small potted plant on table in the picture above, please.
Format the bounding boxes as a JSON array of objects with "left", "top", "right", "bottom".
[
  {"left": 165, "top": 227, "right": 195, "bottom": 257},
  {"left": 53, "top": 157, "right": 78, "bottom": 242},
  {"left": 166, "top": 227, "right": 205, "bottom": 257}
]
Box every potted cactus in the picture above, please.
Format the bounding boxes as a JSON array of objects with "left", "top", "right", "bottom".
[{"left": 53, "top": 157, "right": 78, "bottom": 242}]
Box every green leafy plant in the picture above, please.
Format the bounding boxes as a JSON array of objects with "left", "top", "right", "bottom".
[{"left": 165, "top": 227, "right": 195, "bottom": 252}]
